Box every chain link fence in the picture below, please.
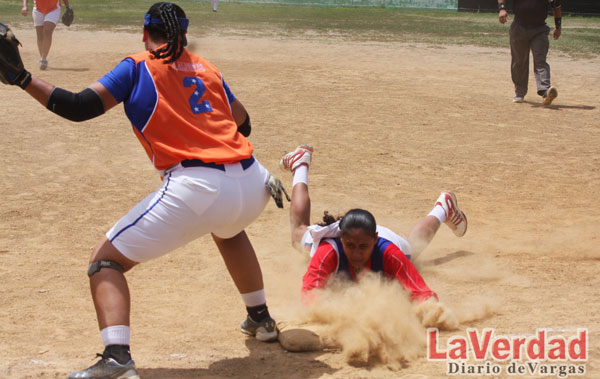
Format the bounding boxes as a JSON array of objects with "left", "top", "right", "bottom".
[{"left": 230, "top": 0, "right": 599, "bottom": 15}]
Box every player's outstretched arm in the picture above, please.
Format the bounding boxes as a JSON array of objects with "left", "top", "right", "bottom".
[
  {"left": 1, "top": 22, "right": 118, "bottom": 122},
  {"left": 24, "top": 77, "right": 119, "bottom": 122}
]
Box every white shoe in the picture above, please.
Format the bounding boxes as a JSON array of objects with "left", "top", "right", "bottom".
[
  {"left": 39, "top": 58, "right": 48, "bottom": 70},
  {"left": 513, "top": 95, "right": 524, "bottom": 103},
  {"left": 543, "top": 87, "right": 557, "bottom": 106},
  {"left": 68, "top": 356, "right": 139, "bottom": 379},
  {"left": 435, "top": 190, "right": 467, "bottom": 237},
  {"left": 280, "top": 144, "right": 313, "bottom": 173}
]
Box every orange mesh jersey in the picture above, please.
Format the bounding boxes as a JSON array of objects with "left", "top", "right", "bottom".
[
  {"left": 34, "top": 0, "right": 60, "bottom": 14},
  {"left": 108, "top": 48, "right": 252, "bottom": 171}
]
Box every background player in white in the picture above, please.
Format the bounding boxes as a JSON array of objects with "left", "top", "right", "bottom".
[{"left": 21, "top": 0, "right": 71, "bottom": 69}]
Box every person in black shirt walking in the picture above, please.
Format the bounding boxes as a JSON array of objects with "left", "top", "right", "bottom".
[{"left": 498, "top": 0, "right": 562, "bottom": 105}]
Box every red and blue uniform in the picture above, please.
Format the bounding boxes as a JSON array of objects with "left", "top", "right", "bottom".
[
  {"left": 99, "top": 47, "right": 252, "bottom": 171},
  {"left": 302, "top": 236, "right": 437, "bottom": 302}
]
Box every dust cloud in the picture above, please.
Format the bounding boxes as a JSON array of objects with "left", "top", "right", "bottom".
[
  {"left": 292, "top": 273, "right": 499, "bottom": 367},
  {"left": 299, "top": 274, "right": 426, "bottom": 367}
]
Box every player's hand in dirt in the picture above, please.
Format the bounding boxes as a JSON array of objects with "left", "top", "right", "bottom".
[{"left": 414, "top": 298, "right": 459, "bottom": 330}]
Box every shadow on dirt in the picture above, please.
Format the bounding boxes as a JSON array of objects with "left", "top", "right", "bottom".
[
  {"left": 137, "top": 338, "right": 337, "bottom": 378},
  {"left": 46, "top": 67, "right": 90, "bottom": 72},
  {"left": 524, "top": 101, "right": 596, "bottom": 111},
  {"left": 423, "top": 250, "right": 475, "bottom": 266}
]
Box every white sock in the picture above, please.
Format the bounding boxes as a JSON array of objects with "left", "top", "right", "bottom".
[
  {"left": 292, "top": 165, "right": 308, "bottom": 187},
  {"left": 101, "top": 325, "right": 130, "bottom": 346},
  {"left": 428, "top": 204, "right": 447, "bottom": 224},
  {"left": 241, "top": 289, "right": 266, "bottom": 307}
]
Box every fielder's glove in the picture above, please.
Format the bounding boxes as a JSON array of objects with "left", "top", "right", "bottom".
[
  {"left": 266, "top": 173, "right": 291, "bottom": 209},
  {"left": 62, "top": 7, "right": 74, "bottom": 27},
  {"left": 0, "top": 23, "right": 31, "bottom": 89}
]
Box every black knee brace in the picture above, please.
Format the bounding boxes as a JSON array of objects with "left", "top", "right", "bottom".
[{"left": 87, "top": 260, "right": 124, "bottom": 277}]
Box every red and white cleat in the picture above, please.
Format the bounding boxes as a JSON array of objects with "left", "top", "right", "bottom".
[
  {"left": 279, "top": 144, "right": 313, "bottom": 173},
  {"left": 435, "top": 190, "right": 467, "bottom": 237}
]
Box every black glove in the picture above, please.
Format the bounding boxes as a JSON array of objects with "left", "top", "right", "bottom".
[
  {"left": 62, "top": 7, "right": 74, "bottom": 27},
  {"left": 0, "top": 22, "right": 31, "bottom": 89}
]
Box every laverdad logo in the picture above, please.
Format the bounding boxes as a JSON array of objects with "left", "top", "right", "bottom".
[{"left": 427, "top": 328, "right": 587, "bottom": 377}]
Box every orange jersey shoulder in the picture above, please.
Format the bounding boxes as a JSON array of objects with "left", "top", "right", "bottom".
[{"left": 124, "top": 49, "right": 252, "bottom": 170}]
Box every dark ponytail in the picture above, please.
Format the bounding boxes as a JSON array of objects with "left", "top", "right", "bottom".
[
  {"left": 339, "top": 209, "right": 377, "bottom": 238},
  {"left": 144, "top": 2, "right": 188, "bottom": 63},
  {"left": 318, "top": 211, "right": 339, "bottom": 226}
]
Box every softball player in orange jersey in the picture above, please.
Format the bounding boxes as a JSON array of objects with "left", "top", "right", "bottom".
[
  {"left": 21, "top": 0, "right": 70, "bottom": 69},
  {"left": 11, "top": 2, "right": 279, "bottom": 378}
]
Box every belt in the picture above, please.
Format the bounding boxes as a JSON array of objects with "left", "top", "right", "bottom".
[{"left": 180, "top": 156, "right": 255, "bottom": 172}]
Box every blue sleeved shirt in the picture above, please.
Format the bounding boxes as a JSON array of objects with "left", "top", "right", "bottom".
[{"left": 98, "top": 58, "right": 237, "bottom": 104}]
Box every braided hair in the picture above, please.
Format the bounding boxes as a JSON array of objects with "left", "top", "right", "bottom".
[{"left": 145, "top": 2, "right": 187, "bottom": 63}]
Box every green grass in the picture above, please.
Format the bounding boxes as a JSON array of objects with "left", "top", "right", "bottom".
[{"left": 1, "top": 0, "right": 599, "bottom": 56}]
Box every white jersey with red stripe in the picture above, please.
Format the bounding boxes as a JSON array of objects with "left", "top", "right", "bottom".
[{"left": 301, "top": 221, "right": 412, "bottom": 259}]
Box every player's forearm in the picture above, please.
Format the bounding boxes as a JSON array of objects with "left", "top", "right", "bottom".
[
  {"left": 412, "top": 290, "right": 439, "bottom": 303},
  {"left": 497, "top": 1, "right": 509, "bottom": 24},
  {"left": 62, "top": 0, "right": 70, "bottom": 8},
  {"left": 24, "top": 77, "right": 109, "bottom": 122},
  {"left": 231, "top": 99, "right": 251, "bottom": 137},
  {"left": 230, "top": 99, "right": 247, "bottom": 125},
  {"left": 554, "top": 8, "right": 562, "bottom": 20},
  {"left": 554, "top": 8, "right": 562, "bottom": 31},
  {"left": 25, "top": 75, "right": 55, "bottom": 107}
]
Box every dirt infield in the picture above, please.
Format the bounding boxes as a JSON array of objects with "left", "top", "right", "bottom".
[{"left": 1, "top": 25, "right": 599, "bottom": 378}]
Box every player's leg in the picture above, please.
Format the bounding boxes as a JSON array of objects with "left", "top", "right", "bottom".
[
  {"left": 212, "top": 231, "right": 277, "bottom": 342},
  {"left": 213, "top": 231, "right": 264, "bottom": 293},
  {"left": 531, "top": 25, "right": 556, "bottom": 105},
  {"left": 89, "top": 237, "right": 138, "bottom": 329},
  {"left": 69, "top": 172, "right": 221, "bottom": 378},
  {"left": 67, "top": 237, "right": 140, "bottom": 379},
  {"left": 32, "top": 9, "right": 45, "bottom": 67},
  {"left": 509, "top": 22, "right": 530, "bottom": 101},
  {"left": 69, "top": 180, "right": 191, "bottom": 378},
  {"left": 37, "top": 8, "right": 60, "bottom": 69},
  {"left": 408, "top": 191, "right": 467, "bottom": 259},
  {"left": 280, "top": 144, "right": 313, "bottom": 249},
  {"left": 406, "top": 215, "right": 441, "bottom": 260},
  {"left": 40, "top": 21, "right": 55, "bottom": 62},
  {"left": 531, "top": 25, "right": 551, "bottom": 95},
  {"left": 34, "top": 26, "right": 45, "bottom": 67},
  {"left": 209, "top": 159, "right": 278, "bottom": 341}
]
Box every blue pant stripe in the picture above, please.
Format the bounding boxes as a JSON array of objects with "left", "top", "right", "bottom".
[{"left": 109, "top": 172, "right": 172, "bottom": 244}]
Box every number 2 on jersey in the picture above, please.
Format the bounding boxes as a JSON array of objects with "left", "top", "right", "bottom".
[{"left": 184, "top": 77, "right": 213, "bottom": 114}]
